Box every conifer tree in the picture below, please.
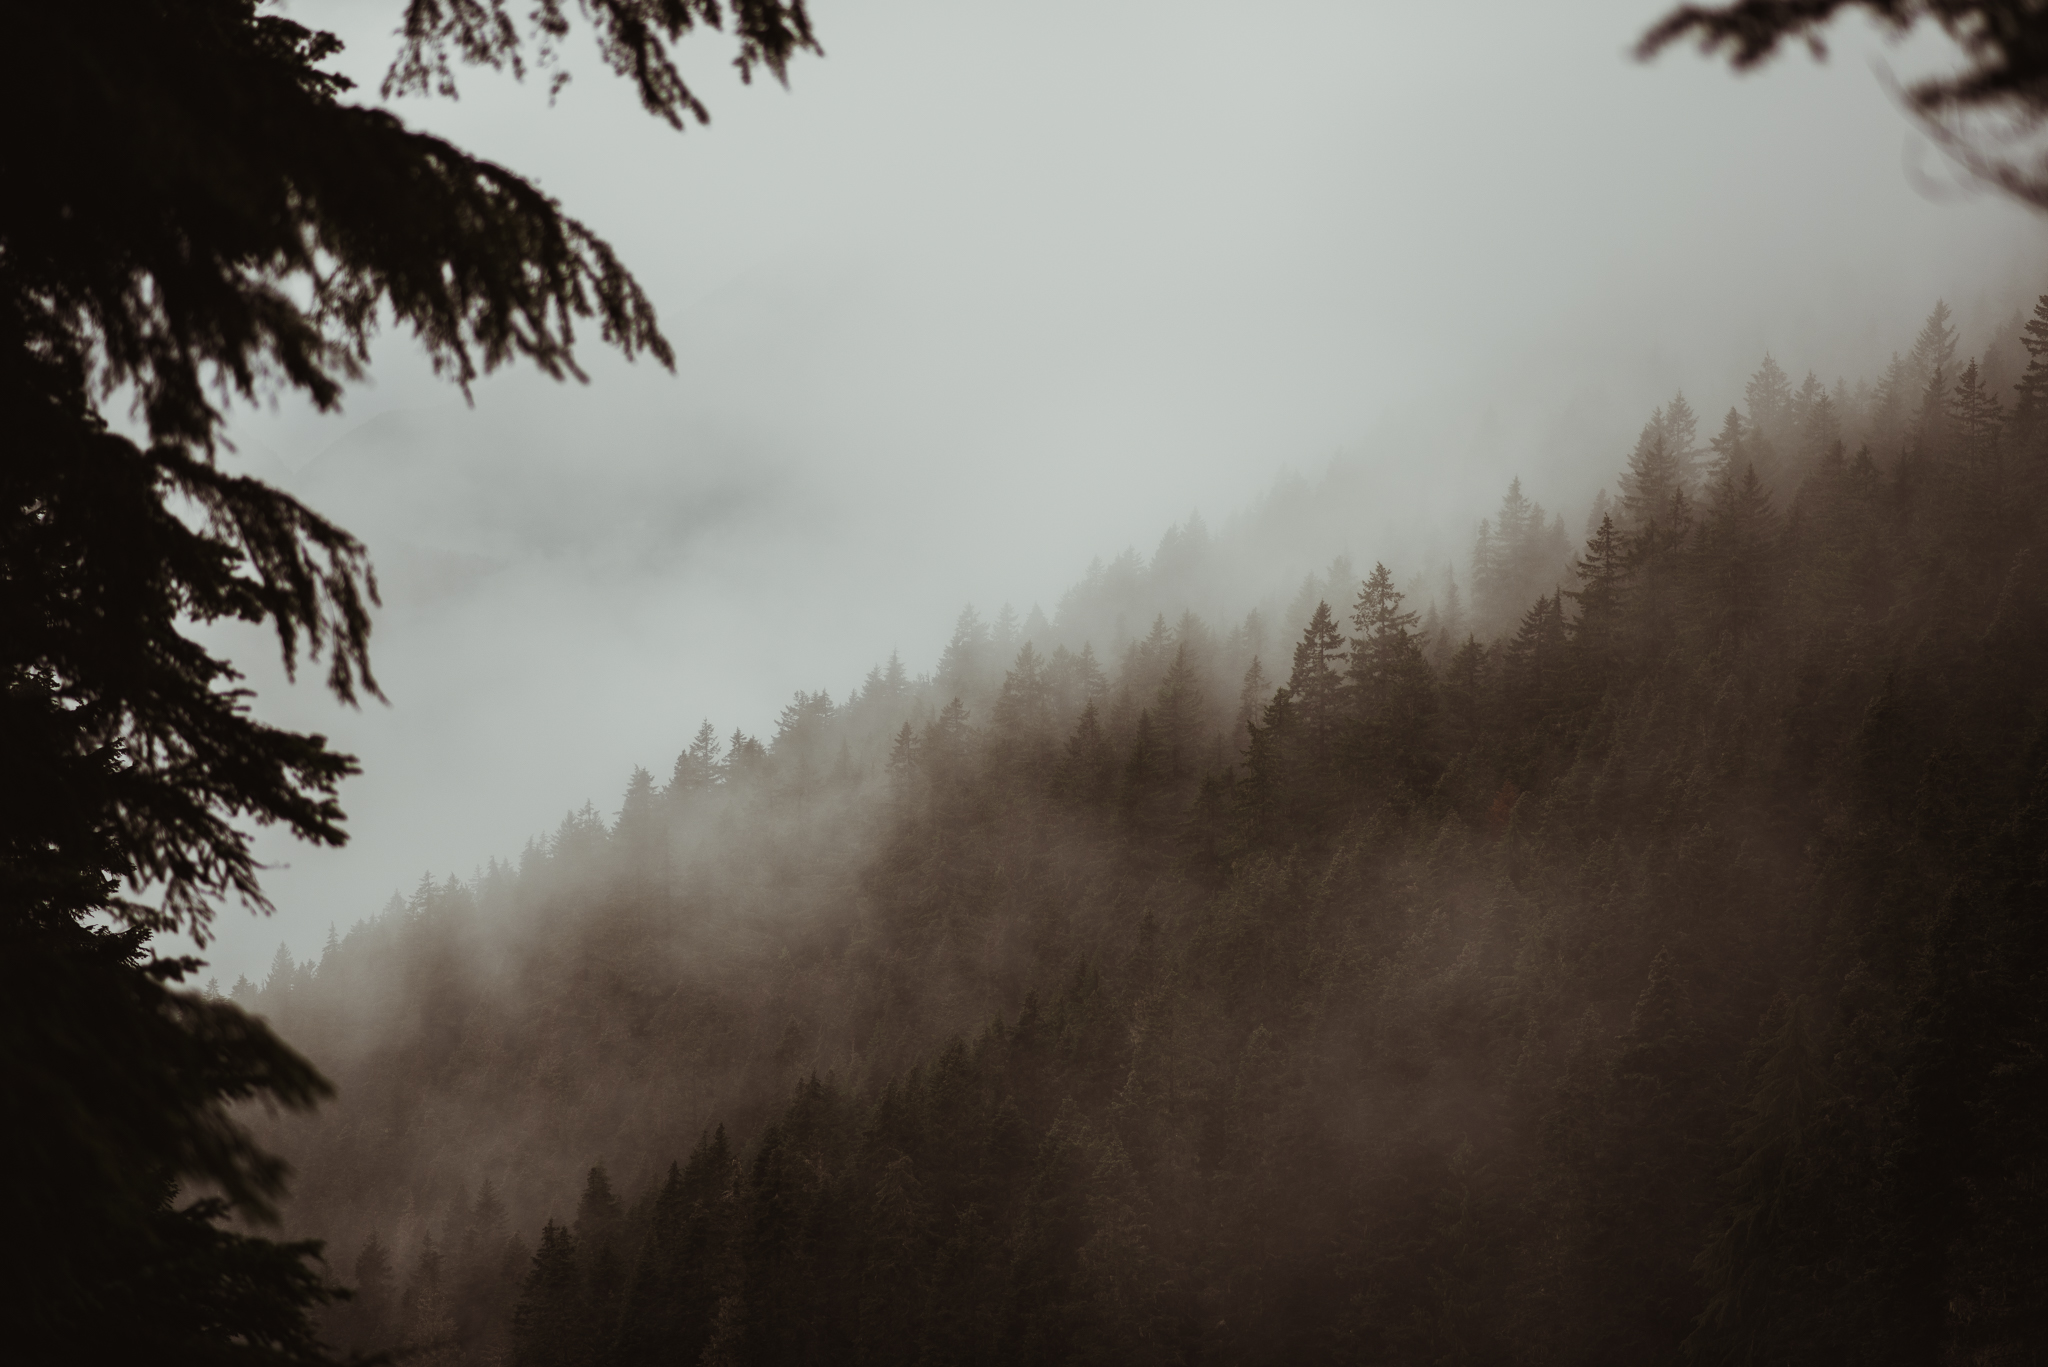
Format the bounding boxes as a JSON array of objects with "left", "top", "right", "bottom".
[
  {"left": 993, "top": 642, "right": 1054, "bottom": 742},
  {"left": 887, "top": 721, "right": 920, "bottom": 796},
  {"left": 401, "top": 1233, "right": 458, "bottom": 1363},
  {"left": 1789, "top": 368, "right": 1825, "bottom": 439},
  {"left": 1059, "top": 701, "right": 1117, "bottom": 806},
  {"left": 1288, "top": 602, "right": 1348, "bottom": 761},
  {"left": 1503, "top": 593, "right": 1569, "bottom": 727},
  {"left": 1239, "top": 684, "right": 1297, "bottom": 835},
  {"left": 725, "top": 730, "right": 768, "bottom": 791},
  {"left": 1908, "top": 353, "right": 1953, "bottom": 480},
  {"left": 5, "top": 23, "right": 832, "bottom": 1342},
  {"left": 5, "top": 0, "right": 818, "bottom": 1346},
  {"left": 1472, "top": 517, "right": 1502, "bottom": 627},
  {"left": 613, "top": 766, "right": 663, "bottom": 873},
  {"left": 1439, "top": 635, "right": 1490, "bottom": 752},
  {"left": 1621, "top": 420, "right": 1685, "bottom": 528},
  {"left": 1661, "top": 390, "right": 1702, "bottom": 483},
  {"left": 935, "top": 606, "right": 992, "bottom": 703},
  {"left": 1074, "top": 642, "right": 1110, "bottom": 711},
  {"left": 1949, "top": 356, "right": 2005, "bottom": 494},
  {"left": 1745, "top": 353, "right": 1795, "bottom": 444},
  {"left": 1236, "top": 656, "right": 1269, "bottom": 743},
  {"left": 1475, "top": 478, "right": 1546, "bottom": 629},
  {"left": 1796, "top": 381, "right": 1841, "bottom": 470},
  {"left": 670, "top": 721, "right": 724, "bottom": 796},
  {"left": 1911, "top": 299, "right": 1960, "bottom": 393},
  {"left": 1585, "top": 488, "right": 1614, "bottom": 539},
  {"left": 2013, "top": 293, "right": 2048, "bottom": 431},
  {"left": 264, "top": 942, "right": 298, "bottom": 1001},
  {"left": 1703, "top": 463, "right": 1780, "bottom": 637},
  {"left": 1346, "top": 563, "right": 1436, "bottom": 787},
  {"left": 577, "top": 1167, "right": 624, "bottom": 1246},
  {"left": 1868, "top": 351, "right": 1912, "bottom": 454},
  {"left": 457, "top": 1180, "right": 516, "bottom": 1353},
  {"left": 513, "top": 1221, "right": 588, "bottom": 1367},
  {"left": 1152, "top": 643, "right": 1205, "bottom": 783},
  {"left": 1123, "top": 710, "right": 1161, "bottom": 800},
  {"left": 992, "top": 603, "right": 1021, "bottom": 662},
  {"left": 924, "top": 698, "right": 974, "bottom": 787},
  {"left": 1567, "top": 515, "right": 1629, "bottom": 680},
  {"left": 1705, "top": 406, "right": 1746, "bottom": 505},
  {"left": 1439, "top": 565, "right": 1467, "bottom": 646}
]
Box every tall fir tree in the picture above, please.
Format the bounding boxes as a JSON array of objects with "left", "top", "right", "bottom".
[
  {"left": 2013, "top": 293, "right": 2048, "bottom": 432},
  {"left": 1621, "top": 420, "right": 1686, "bottom": 528},
  {"left": 1745, "top": 353, "right": 1795, "bottom": 445},
  {"left": 1910, "top": 298, "right": 1960, "bottom": 394},
  {"left": 1288, "top": 601, "right": 1349, "bottom": 763},
  {"left": 512, "top": 1221, "right": 587, "bottom": 1367}
]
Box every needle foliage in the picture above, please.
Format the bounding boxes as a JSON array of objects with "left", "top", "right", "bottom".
[{"left": 0, "top": 1, "right": 815, "bottom": 1360}]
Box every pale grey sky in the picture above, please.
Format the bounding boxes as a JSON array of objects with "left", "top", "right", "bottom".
[{"left": 190, "top": 0, "right": 2044, "bottom": 982}]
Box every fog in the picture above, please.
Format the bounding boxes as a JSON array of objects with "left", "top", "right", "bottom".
[{"left": 192, "top": 0, "right": 2044, "bottom": 983}]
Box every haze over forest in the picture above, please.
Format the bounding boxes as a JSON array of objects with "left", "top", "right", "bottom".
[
  {"left": 189, "top": 0, "right": 2046, "bottom": 986},
  {"left": 35, "top": 0, "right": 2048, "bottom": 1364},
  {"left": 22, "top": 0, "right": 2048, "bottom": 1362}
]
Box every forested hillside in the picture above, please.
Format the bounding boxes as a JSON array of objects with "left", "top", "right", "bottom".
[{"left": 245, "top": 298, "right": 2048, "bottom": 1365}]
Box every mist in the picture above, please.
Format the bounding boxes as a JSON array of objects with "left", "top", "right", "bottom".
[
  {"left": 195, "top": 0, "right": 2041, "bottom": 984},
  {"left": 40, "top": 0, "right": 2048, "bottom": 1361}
]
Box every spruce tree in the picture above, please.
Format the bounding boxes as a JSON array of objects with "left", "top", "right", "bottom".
[
  {"left": 1703, "top": 463, "right": 1780, "bottom": 637},
  {"left": 512, "top": 1221, "right": 588, "bottom": 1367},
  {"left": 935, "top": 606, "right": 992, "bottom": 703},
  {"left": 1913, "top": 357, "right": 1954, "bottom": 476},
  {"left": 1073, "top": 642, "right": 1110, "bottom": 710},
  {"left": 1796, "top": 381, "right": 1842, "bottom": 470},
  {"left": 1870, "top": 352, "right": 1913, "bottom": 455},
  {"left": 1152, "top": 643, "right": 1205, "bottom": 783},
  {"left": 1472, "top": 517, "right": 1503, "bottom": 628},
  {"left": 669, "top": 721, "right": 724, "bottom": 796},
  {"left": 1744, "top": 353, "right": 1795, "bottom": 445},
  {"left": 1620, "top": 420, "right": 1685, "bottom": 527},
  {"left": 887, "top": 721, "right": 920, "bottom": 797},
  {"left": 1503, "top": 592, "right": 1569, "bottom": 728},
  {"left": 2013, "top": 293, "right": 2048, "bottom": 431},
  {"left": 1347, "top": 562, "right": 1436, "bottom": 788},
  {"left": 1475, "top": 478, "right": 1545, "bottom": 629},
  {"left": 1567, "top": 514, "right": 1629, "bottom": 681},
  {"left": 1661, "top": 390, "right": 1701, "bottom": 483},
  {"left": 1235, "top": 656, "right": 1270, "bottom": 743},
  {"left": 1288, "top": 601, "right": 1349, "bottom": 761},
  {"left": 1058, "top": 701, "right": 1116, "bottom": 806},
  {"left": 263, "top": 942, "right": 299, "bottom": 1000},
  {"left": 1911, "top": 299, "right": 1961, "bottom": 394},
  {"left": 993, "top": 642, "right": 1055, "bottom": 743},
  {"left": 400, "top": 1233, "right": 458, "bottom": 1362},
  {"left": 1949, "top": 356, "right": 2005, "bottom": 495}
]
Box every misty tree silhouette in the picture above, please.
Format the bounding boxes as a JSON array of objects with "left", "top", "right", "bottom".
[{"left": 1, "top": 1, "right": 816, "bottom": 1360}]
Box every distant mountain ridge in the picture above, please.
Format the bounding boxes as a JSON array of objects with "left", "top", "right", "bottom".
[{"left": 243, "top": 303, "right": 2048, "bottom": 1365}]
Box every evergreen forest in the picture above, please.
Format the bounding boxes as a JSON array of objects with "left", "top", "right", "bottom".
[{"left": 233, "top": 299, "right": 2048, "bottom": 1366}]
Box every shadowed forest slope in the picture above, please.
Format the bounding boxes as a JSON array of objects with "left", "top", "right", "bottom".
[{"left": 246, "top": 300, "right": 2048, "bottom": 1366}]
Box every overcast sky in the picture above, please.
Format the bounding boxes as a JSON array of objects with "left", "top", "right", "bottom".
[{"left": 190, "top": 0, "right": 2045, "bottom": 983}]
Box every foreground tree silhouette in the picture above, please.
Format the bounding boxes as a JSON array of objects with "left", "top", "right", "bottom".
[{"left": 1, "top": 1, "right": 816, "bottom": 1360}]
